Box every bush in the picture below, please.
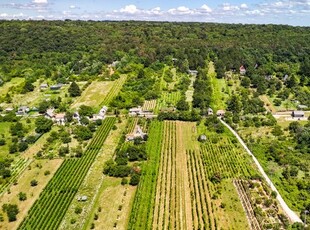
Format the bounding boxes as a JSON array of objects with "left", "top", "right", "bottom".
[
  {"left": 70, "top": 219, "right": 76, "bottom": 224},
  {"left": 0, "top": 139, "right": 5, "bottom": 146},
  {"left": 2, "top": 204, "right": 19, "bottom": 222},
  {"left": 129, "top": 173, "right": 140, "bottom": 186},
  {"left": 121, "top": 178, "right": 128, "bottom": 185},
  {"left": 75, "top": 206, "right": 82, "bottom": 214},
  {"left": 18, "top": 192, "right": 27, "bottom": 201},
  {"left": 44, "top": 170, "right": 50, "bottom": 176},
  {"left": 30, "top": 179, "right": 38, "bottom": 187}
]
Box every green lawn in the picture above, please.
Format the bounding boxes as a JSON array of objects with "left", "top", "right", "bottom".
[
  {"left": 0, "top": 78, "right": 25, "bottom": 97},
  {"left": 0, "top": 122, "right": 11, "bottom": 157},
  {"left": 208, "top": 62, "right": 229, "bottom": 111}
]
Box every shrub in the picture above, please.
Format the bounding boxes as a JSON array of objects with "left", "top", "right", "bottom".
[
  {"left": 121, "top": 178, "right": 128, "bottom": 185},
  {"left": 18, "top": 192, "right": 27, "bottom": 201},
  {"left": 30, "top": 180, "right": 38, "bottom": 187},
  {"left": 75, "top": 206, "right": 82, "bottom": 214}
]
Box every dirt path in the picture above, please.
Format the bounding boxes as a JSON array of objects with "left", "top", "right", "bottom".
[{"left": 219, "top": 118, "right": 302, "bottom": 223}]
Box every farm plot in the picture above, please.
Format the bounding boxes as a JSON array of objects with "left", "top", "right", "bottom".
[
  {"left": 142, "top": 100, "right": 157, "bottom": 111},
  {"left": 0, "top": 159, "right": 63, "bottom": 230},
  {"left": 156, "top": 91, "right": 181, "bottom": 111},
  {"left": 0, "top": 158, "right": 31, "bottom": 195},
  {"left": 99, "top": 75, "right": 127, "bottom": 108},
  {"left": 18, "top": 117, "right": 116, "bottom": 230},
  {"left": 152, "top": 121, "right": 195, "bottom": 230},
  {"left": 131, "top": 121, "right": 252, "bottom": 230},
  {"left": 71, "top": 80, "right": 116, "bottom": 109},
  {"left": 127, "top": 121, "right": 164, "bottom": 230}
]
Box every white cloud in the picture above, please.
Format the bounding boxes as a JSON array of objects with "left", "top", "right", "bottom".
[
  {"left": 222, "top": 3, "right": 240, "bottom": 11},
  {"left": 201, "top": 4, "right": 212, "bottom": 12},
  {"left": 240, "top": 4, "right": 248, "bottom": 9},
  {"left": 32, "top": 0, "right": 48, "bottom": 4},
  {"left": 1, "top": 0, "right": 310, "bottom": 26},
  {"left": 120, "top": 5, "right": 139, "bottom": 14},
  {"left": 168, "top": 6, "right": 193, "bottom": 15}
]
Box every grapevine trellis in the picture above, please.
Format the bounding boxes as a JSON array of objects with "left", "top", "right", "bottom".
[{"left": 18, "top": 117, "right": 116, "bottom": 230}]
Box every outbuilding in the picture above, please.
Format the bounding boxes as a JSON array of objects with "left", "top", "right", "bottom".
[
  {"left": 292, "top": 111, "right": 305, "bottom": 118},
  {"left": 198, "top": 134, "right": 207, "bottom": 142},
  {"left": 216, "top": 110, "right": 225, "bottom": 117}
]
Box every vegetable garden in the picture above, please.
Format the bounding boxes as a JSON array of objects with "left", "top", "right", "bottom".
[{"left": 17, "top": 117, "right": 116, "bottom": 230}]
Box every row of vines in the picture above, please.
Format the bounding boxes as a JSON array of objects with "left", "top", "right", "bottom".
[
  {"left": 18, "top": 117, "right": 116, "bottom": 230},
  {"left": 127, "top": 121, "right": 164, "bottom": 230},
  {"left": 99, "top": 74, "right": 127, "bottom": 107}
]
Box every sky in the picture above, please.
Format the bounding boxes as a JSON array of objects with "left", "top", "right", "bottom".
[{"left": 0, "top": 0, "right": 309, "bottom": 26}]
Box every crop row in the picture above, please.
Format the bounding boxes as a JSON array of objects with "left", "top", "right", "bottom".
[
  {"left": 100, "top": 74, "right": 127, "bottom": 107},
  {"left": 200, "top": 137, "right": 254, "bottom": 179},
  {"left": 156, "top": 91, "right": 181, "bottom": 111},
  {"left": 0, "top": 158, "right": 30, "bottom": 195},
  {"left": 18, "top": 117, "right": 116, "bottom": 230},
  {"left": 142, "top": 99, "right": 157, "bottom": 111},
  {"left": 127, "top": 121, "right": 164, "bottom": 230}
]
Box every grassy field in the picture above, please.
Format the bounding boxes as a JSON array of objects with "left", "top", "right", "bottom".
[
  {"left": 208, "top": 62, "right": 229, "bottom": 111},
  {"left": 71, "top": 80, "right": 115, "bottom": 109},
  {"left": 0, "top": 78, "right": 25, "bottom": 98},
  {"left": 0, "top": 122, "right": 11, "bottom": 157},
  {"left": 0, "top": 159, "right": 63, "bottom": 230}
]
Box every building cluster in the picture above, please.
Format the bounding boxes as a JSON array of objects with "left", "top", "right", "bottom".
[
  {"left": 126, "top": 125, "right": 147, "bottom": 142},
  {"left": 129, "top": 106, "right": 156, "bottom": 118}
]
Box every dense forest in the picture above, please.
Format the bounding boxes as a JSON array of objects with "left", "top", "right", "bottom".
[{"left": 0, "top": 20, "right": 309, "bottom": 84}]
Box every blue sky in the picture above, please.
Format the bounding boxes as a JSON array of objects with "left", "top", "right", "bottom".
[{"left": 0, "top": 0, "right": 309, "bottom": 26}]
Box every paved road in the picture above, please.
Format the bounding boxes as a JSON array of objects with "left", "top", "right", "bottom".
[{"left": 219, "top": 118, "right": 302, "bottom": 223}]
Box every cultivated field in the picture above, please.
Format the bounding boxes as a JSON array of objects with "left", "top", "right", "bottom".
[
  {"left": 0, "top": 159, "right": 63, "bottom": 230},
  {"left": 59, "top": 117, "right": 131, "bottom": 230},
  {"left": 18, "top": 117, "right": 116, "bottom": 230},
  {"left": 71, "top": 80, "right": 116, "bottom": 109},
  {"left": 142, "top": 100, "right": 157, "bottom": 111},
  {"left": 156, "top": 91, "right": 181, "bottom": 111},
  {"left": 99, "top": 75, "right": 127, "bottom": 108},
  {"left": 129, "top": 121, "right": 261, "bottom": 230}
]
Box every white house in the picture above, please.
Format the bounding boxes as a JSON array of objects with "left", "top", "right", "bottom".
[
  {"left": 207, "top": 108, "right": 213, "bottom": 116},
  {"left": 16, "top": 106, "right": 30, "bottom": 116},
  {"left": 93, "top": 106, "right": 108, "bottom": 121},
  {"left": 129, "top": 106, "right": 143, "bottom": 116},
  {"left": 54, "top": 113, "right": 66, "bottom": 125},
  {"left": 126, "top": 125, "right": 147, "bottom": 141}
]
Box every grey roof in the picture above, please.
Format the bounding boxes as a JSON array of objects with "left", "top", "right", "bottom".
[{"left": 292, "top": 111, "right": 305, "bottom": 115}]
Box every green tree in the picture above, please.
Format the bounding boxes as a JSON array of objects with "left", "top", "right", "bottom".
[
  {"left": 68, "top": 81, "right": 81, "bottom": 97},
  {"left": 18, "top": 192, "right": 27, "bottom": 201},
  {"left": 30, "top": 179, "right": 38, "bottom": 187},
  {"left": 129, "top": 173, "right": 140, "bottom": 186},
  {"left": 2, "top": 204, "right": 19, "bottom": 222},
  {"left": 176, "top": 98, "right": 189, "bottom": 111},
  {"left": 35, "top": 117, "right": 53, "bottom": 133},
  {"left": 227, "top": 95, "right": 242, "bottom": 114}
]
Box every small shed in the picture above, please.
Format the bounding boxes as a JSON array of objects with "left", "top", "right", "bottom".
[
  {"left": 50, "top": 84, "right": 62, "bottom": 90},
  {"left": 292, "top": 111, "right": 305, "bottom": 118},
  {"left": 40, "top": 83, "right": 48, "bottom": 90},
  {"left": 216, "top": 110, "right": 225, "bottom": 117},
  {"left": 239, "top": 66, "right": 246, "bottom": 75},
  {"left": 207, "top": 108, "right": 213, "bottom": 116},
  {"left": 198, "top": 135, "right": 207, "bottom": 142}
]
